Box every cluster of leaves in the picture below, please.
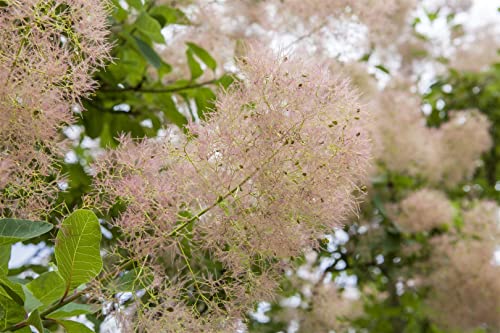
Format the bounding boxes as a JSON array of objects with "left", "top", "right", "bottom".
[
  {"left": 0, "top": 210, "right": 102, "bottom": 332},
  {"left": 3, "top": 0, "right": 233, "bottom": 331}
]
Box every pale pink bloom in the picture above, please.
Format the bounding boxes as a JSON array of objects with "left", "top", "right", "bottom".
[
  {"left": 438, "top": 110, "right": 492, "bottom": 186},
  {"left": 0, "top": 0, "right": 110, "bottom": 218},
  {"left": 92, "top": 48, "right": 371, "bottom": 329},
  {"left": 370, "top": 89, "right": 492, "bottom": 187},
  {"left": 390, "top": 189, "right": 454, "bottom": 233},
  {"left": 424, "top": 200, "right": 500, "bottom": 331},
  {"left": 450, "top": 24, "right": 500, "bottom": 72}
]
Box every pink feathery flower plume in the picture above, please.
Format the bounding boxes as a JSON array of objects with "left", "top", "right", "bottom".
[
  {"left": 0, "top": 0, "right": 111, "bottom": 219},
  {"left": 93, "top": 47, "right": 371, "bottom": 331}
]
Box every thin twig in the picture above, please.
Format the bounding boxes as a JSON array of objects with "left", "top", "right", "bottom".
[
  {"left": 283, "top": 21, "right": 328, "bottom": 51},
  {"left": 100, "top": 79, "right": 218, "bottom": 94}
]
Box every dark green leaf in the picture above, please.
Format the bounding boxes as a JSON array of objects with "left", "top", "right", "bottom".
[
  {"left": 110, "top": 0, "right": 128, "bottom": 22},
  {"left": 0, "top": 219, "right": 53, "bottom": 246},
  {"left": 113, "top": 268, "right": 154, "bottom": 293},
  {"left": 134, "top": 12, "right": 165, "bottom": 44},
  {"left": 186, "top": 49, "right": 203, "bottom": 80},
  {"left": 0, "top": 246, "right": 10, "bottom": 276},
  {"left": 0, "top": 278, "right": 25, "bottom": 306},
  {"left": 47, "top": 303, "right": 96, "bottom": 319},
  {"left": 58, "top": 319, "right": 95, "bottom": 333},
  {"left": 187, "top": 42, "right": 217, "bottom": 71},
  {"left": 125, "top": 0, "right": 142, "bottom": 10},
  {"left": 194, "top": 87, "right": 216, "bottom": 120},
  {"left": 216, "top": 73, "right": 235, "bottom": 89},
  {"left": 22, "top": 285, "right": 43, "bottom": 313},
  {"left": 375, "top": 65, "right": 390, "bottom": 74},
  {"left": 149, "top": 5, "right": 190, "bottom": 26},
  {"left": 133, "top": 36, "right": 162, "bottom": 69},
  {"left": 132, "top": 36, "right": 172, "bottom": 76},
  {"left": 153, "top": 94, "right": 188, "bottom": 128},
  {"left": 26, "top": 271, "right": 65, "bottom": 309},
  {"left": 27, "top": 309, "right": 43, "bottom": 333},
  {"left": 0, "top": 294, "right": 25, "bottom": 330}
]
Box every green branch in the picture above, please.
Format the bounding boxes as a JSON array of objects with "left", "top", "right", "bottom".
[{"left": 100, "top": 79, "right": 217, "bottom": 94}]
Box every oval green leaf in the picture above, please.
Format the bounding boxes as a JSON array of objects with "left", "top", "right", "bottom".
[
  {"left": 135, "top": 12, "right": 165, "bottom": 44},
  {"left": 186, "top": 42, "right": 217, "bottom": 71},
  {"left": 54, "top": 210, "right": 102, "bottom": 291},
  {"left": 58, "top": 319, "right": 95, "bottom": 333},
  {"left": 27, "top": 309, "right": 43, "bottom": 333},
  {"left": 46, "top": 303, "right": 95, "bottom": 319},
  {"left": 26, "top": 271, "right": 65, "bottom": 310},
  {"left": 0, "top": 246, "right": 10, "bottom": 276},
  {"left": 186, "top": 49, "right": 203, "bottom": 80},
  {"left": 0, "top": 294, "right": 25, "bottom": 330},
  {"left": 0, "top": 219, "right": 53, "bottom": 246}
]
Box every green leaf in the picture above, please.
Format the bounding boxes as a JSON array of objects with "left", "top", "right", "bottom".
[
  {"left": 0, "top": 219, "right": 53, "bottom": 246},
  {"left": 0, "top": 278, "right": 25, "bottom": 306},
  {"left": 149, "top": 5, "right": 190, "bottom": 26},
  {"left": 112, "top": 267, "right": 154, "bottom": 293},
  {"left": 132, "top": 36, "right": 171, "bottom": 74},
  {"left": 0, "top": 246, "right": 10, "bottom": 276},
  {"left": 27, "top": 309, "right": 43, "bottom": 333},
  {"left": 194, "top": 87, "right": 216, "bottom": 120},
  {"left": 372, "top": 195, "right": 388, "bottom": 218},
  {"left": 186, "top": 42, "right": 217, "bottom": 71},
  {"left": 26, "top": 271, "right": 65, "bottom": 309},
  {"left": 133, "top": 36, "right": 161, "bottom": 68},
  {"left": 375, "top": 65, "right": 390, "bottom": 74},
  {"left": 47, "top": 303, "right": 96, "bottom": 319},
  {"left": 22, "top": 285, "right": 43, "bottom": 313},
  {"left": 0, "top": 294, "right": 25, "bottom": 330},
  {"left": 110, "top": 0, "right": 128, "bottom": 22},
  {"left": 106, "top": 46, "right": 147, "bottom": 86},
  {"left": 216, "top": 73, "right": 235, "bottom": 90},
  {"left": 125, "top": 0, "right": 142, "bottom": 10},
  {"left": 54, "top": 210, "right": 102, "bottom": 291},
  {"left": 153, "top": 93, "right": 188, "bottom": 128},
  {"left": 186, "top": 49, "right": 203, "bottom": 80},
  {"left": 58, "top": 319, "right": 95, "bottom": 333},
  {"left": 134, "top": 12, "right": 165, "bottom": 44}
]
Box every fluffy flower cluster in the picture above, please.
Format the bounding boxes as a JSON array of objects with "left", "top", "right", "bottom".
[
  {"left": 370, "top": 90, "right": 436, "bottom": 178},
  {"left": 450, "top": 24, "right": 500, "bottom": 72},
  {"left": 390, "top": 189, "right": 454, "bottom": 233},
  {"left": 461, "top": 200, "right": 500, "bottom": 246},
  {"left": 371, "top": 89, "right": 492, "bottom": 187},
  {"left": 439, "top": 110, "right": 493, "bottom": 185},
  {"left": 235, "top": 0, "right": 417, "bottom": 42},
  {"left": 280, "top": 283, "right": 362, "bottom": 333},
  {"left": 92, "top": 49, "right": 371, "bottom": 331},
  {"left": 425, "top": 200, "right": 500, "bottom": 331},
  {"left": 0, "top": 0, "right": 110, "bottom": 218}
]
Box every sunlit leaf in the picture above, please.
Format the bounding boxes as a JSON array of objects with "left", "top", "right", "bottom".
[
  {"left": 54, "top": 210, "right": 102, "bottom": 292},
  {"left": 187, "top": 42, "right": 217, "bottom": 71},
  {"left": 26, "top": 271, "right": 65, "bottom": 309}
]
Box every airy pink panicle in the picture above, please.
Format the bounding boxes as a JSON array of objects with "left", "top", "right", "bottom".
[
  {"left": 370, "top": 89, "right": 492, "bottom": 187},
  {"left": 92, "top": 47, "right": 371, "bottom": 330},
  {"left": 0, "top": 0, "right": 111, "bottom": 218},
  {"left": 390, "top": 188, "right": 454, "bottom": 233}
]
